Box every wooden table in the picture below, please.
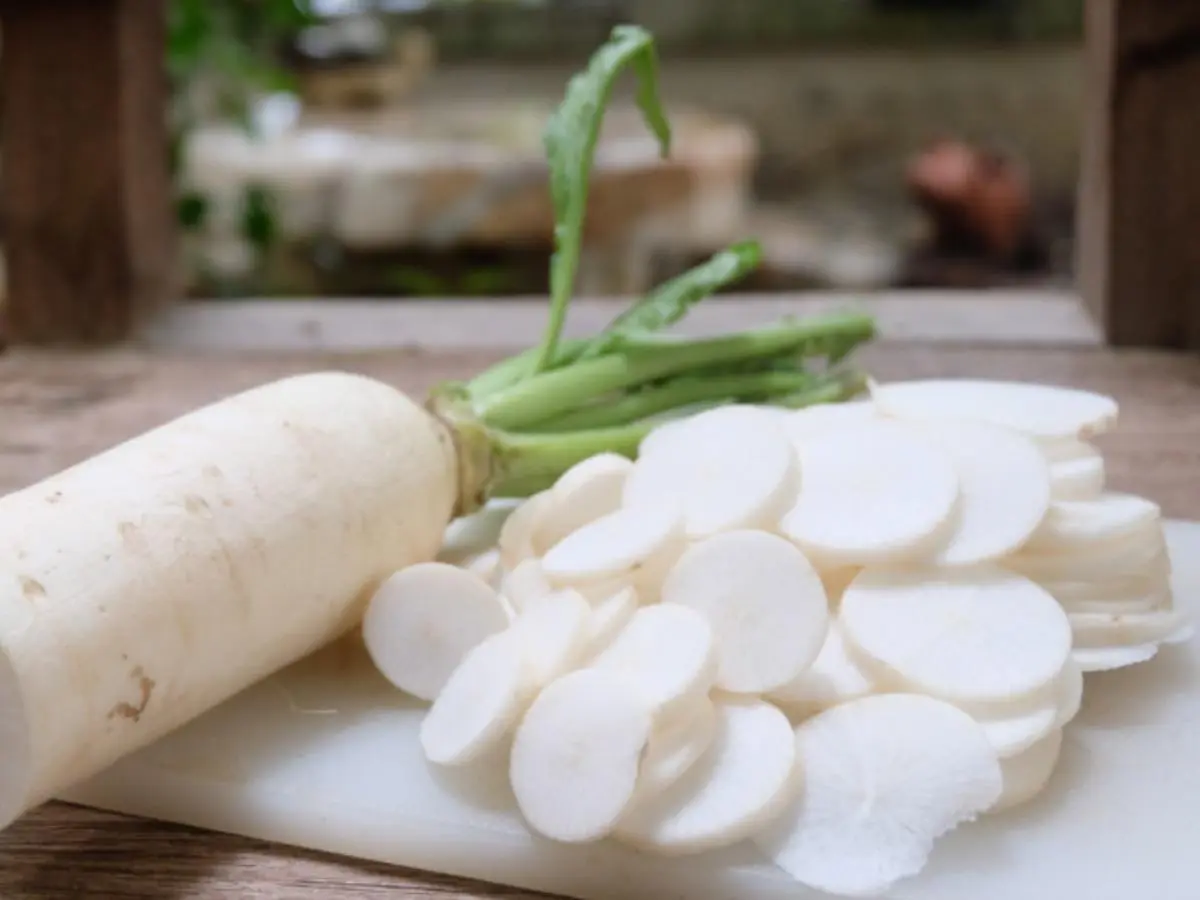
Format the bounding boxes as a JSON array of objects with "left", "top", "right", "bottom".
[{"left": 1, "top": 339, "right": 1199, "bottom": 898}]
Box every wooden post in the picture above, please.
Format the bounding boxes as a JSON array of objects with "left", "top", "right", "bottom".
[
  {"left": 1078, "top": 1, "right": 1200, "bottom": 348},
  {"left": 0, "top": 0, "right": 177, "bottom": 345}
]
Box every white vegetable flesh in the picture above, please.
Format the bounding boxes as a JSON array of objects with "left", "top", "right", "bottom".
[
  {"left": 636, "top": 695, "right": 719, "bottom": 798},
  {"left": 541, "top": 502, "right": 682, "bottom": 583},
  {"left": 582, "top": 586, "right": 639, "bottom": 657},
  {"left": 662, "top": 531, "right": 829, "bottom": 694},
  {"left": 622, "top": 405, "right": 798, "bottom": 538},
  {"left": 1072, "top": 643, "right": 1160, "bottom": 672},
  {"left": 499, "top": 559, "right": 554, "bottom": 613},
  {"left": 617, "top": 698, "right": 798, "bottom": 854},
  {"left": 534, "top": 453, "right": 632, "bottom": 551},
  {"left": 1025, "top": 493, "right": 1162, "bottom": 551},
  {"left": 781, "top": 419, "right": 959, "bottom": 565},
  {"left": 498, "top": 491, "right": 552, "bottom": 569},
  {"left": 769, "top": 625, "right": 876, "bottom": 719},
  {"left": 756, "top": 694, "right": 1002, "bottom": 898},
  {"left": 510, "top": 590, "right": 592, "bottom": 685},
  {"left": 362, "top": 563, "right": 509, "bottom": 702},
  {"left": 509, "top": 669, "right": 653, "bottom": 843},
  {"left": 0, "top": 371, "right": 458, "bottom": 828},
  {"left": 992, "top": 728, "right": 1064, "bottom": 813},
  {"left": 1049, "top": 455, "right": 1106, "bottom": 501}
]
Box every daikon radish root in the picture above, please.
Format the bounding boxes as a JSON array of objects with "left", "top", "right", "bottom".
[
  {"left": 756, "top": 694, "right": 1002, "bottom": 897},
  {"left": 438, "top": 499, "right": 521, "bottom": 565},
  {"left": 498, "top": 492, "right": 554, "bottom": 569},
  {"left": 636, "top": 695, "right": 719, "bottom": 798},
  {"left": 1049, "top": 454, "right": 1106, "bottom": 501},
  {"left": 541, "top": 502, "right": 683, "bottom": 584},
  {"left": 582, "top": 586, "right": 639, "bottom": 657},
  {"left": 1025, "top": 493, "right": 1161, "bottom": 552},
  {"left": 0, "top": 24, "right": 878, "bottom": 832},
  {"left": 534, "top": 453, "right": 632, "bottom": 550},
  {"left": 362, "top": 563, "right": 510, "bottom": 701},
  {"left": 616, "top": 698, "right": 798, "bottom": 854},
  {"left": 499, "top": 559, "right": 555, "bottom": 613},
  {"left": 768, "top": 625, "right": 877, "bottom": 720},
  {"left": 509, "top": 589, "right": 592, "bottom": 685},
  {"left": 1073, "top": 643, "right": 1161, "bottom": 672},
  {"left": 992, "top": 728, "right": 1064, "bottom": 813}
]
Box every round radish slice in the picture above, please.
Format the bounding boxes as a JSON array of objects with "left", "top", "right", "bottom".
[
  {"left": 465, "top": 548, "right": 501, "bottom": 586},
  {"left": 1044, "top": 578, "right": 1171, "bottom": 615},
  {"left": 662, "top": 530, "right": 829, "bottom": 694},
  {"left": 1073, "top": 643, "right": 1160, "bottom": 672},
  {"left": 755, "top": 693, "right": 1002, "bottom": 898},
  {"left": 781, "top": 419, "right": 959, "bottom": 565},
  {"left": 588, "top": 604, "right": 717, "bottom": 715},
  {"left": 510, "top": 669, "right": 653, "bottom": 843},
  {"left": 541, "top": 502, "right": 682, "bottom": 584},
  {"left": 768, "top": 626, "right": 876, "bottom": 719},
  {"left": 992, "top": 728, "right": 1063, "bottom": 813},
  {"left": 420, "top": 630, "right": 534, "bottom": 766},
  {"left": 363, "top": 563, "right": 509, "bottom": 702},
  {"left": 871, "top": 379, "right": 1118, "bottom": 441},
  {"left": 1007, "top": 528, "right": 1168, "bottom": 583},
  {"left": 499, "top": 559, "right": 554, "bottom": 613},
  {"left": 438, "top": 499, "right": 521, "bottom": 564},
  {"left": 583, "top": 586, "right": 639, "bottom": 657},
  {"left": 535, "top": 453, "right": 632, "bottom": 550},
  {"left": 921, "top": 421, "right": 1052, "bottom": 566},
  {"left": 972, "top": 701, "right": 1058, "bottom": 759},
  {"left": 780, "top": 400, "right": 877, "bottom": 443},
  {"left": 1025, "top": 493, "right": 1161, "bottom": 552},
  {"left": 840, "top": 566, "right": 1073, "bottom": 704},
  {"left": 511, "top": 590, "right": 592, "bottom": 685},
  {"left": 617, "top": 698, "right": 798, "bottom": 855},
  {"left": 1054, "top": 659, "right": 1084, "bottom": 727},
  {"left": 499, "top": 491, "right": 553, "bottom": 568},
  {"left": 1068, "top": 608, "right": 1191, "bottom": 649},
  {"left": 623, "top": 405, "right": 798, "bottom": 538},
  {"left": 637, "top": 695, "right": 719, "bottom": 799},
  {"left": 1050, "top": 454, "right": 1105, "bottom": 501},
  {"left": 1039, "top": 437, "right": 1097, "bottom": 463}
]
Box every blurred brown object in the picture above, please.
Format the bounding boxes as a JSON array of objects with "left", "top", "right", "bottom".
[{"left": 907, "top": 139, "right": 1033, "bottom": 263}]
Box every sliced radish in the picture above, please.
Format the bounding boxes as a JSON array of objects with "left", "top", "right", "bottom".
[
  {"left": 498, "top": 491, "right": 553, "bottom": 569},
  {"left": 511, "top": 589, "right": 592, "bottom": 685},
  {"left": 756, "top": 693, "right": 1001, "bottom": 898},
  {"left": 438, "top": 499, "right": 520, "bottom": 564},
  {"left": 509, "top": 669, "right": 653, "bottom": 843},
  {"left": 779, "top": 400, "right": 877, "bottom": 443},
  {"left": 1049, "top": 454, "right": 1105, "bottom": 501},
  {"left": 582, "top": 585, "right": 639, "bottom": 657},
  {"left": 1039, "top": 437, "right": 1097, "bottom": 463},
  {"left": 819, "top": 565, "right": 860, "bottom": 606},
  {"left": 628, "top": 535, "right": 688, "bottom": 604},
  {"left": 535, "top": 453, "right": 632, "bottom": 550},
  {"left": 871, "top": 379, "right": 1117, "bottom": 441},
  {"left": 972, "top": 701, "right": 1058, "bottom": 759},
  {"left": 623, "top": 405, "right": 798, "bottom": 538},
  {"left": 781, "top": 419, "right": 959, "bottom": 565},
  {"left": 1054, "top": 659, "right": 1085, "bottom": 727},
  {"left": 637, "top": 695, "right": 719, "bottom": 799},
  {"left": 465, "top": 548, "right": 501, "bottom": 585},
  {"left": 616, "top": 698, "right": 798, "bottom": 855},
  {"left": 541, "top": 502, "right": 682, "bottom": 584},
  {"left": 769, "top": 626, "right": 876, "bottom": 720},
  {"left": 1006, "top": 528, "right": 1168, "bottom": 583},
  {"left": 1072, "top": 643, "right": 1159, "bottom": 672},
  {"left": 661, "top": 530, "right": 829, "bottom": 694},
  {"left": 588, "top": 604, "right": 717, "bottom": 715},
  {"left": 840, "top": 565, "right": 1072, "bottom": 704},
  {"left": 420, "top": 630, "right": 534, "bottom": 766},
  {"left": 1068, "top": 608, "right": 1191, "bottom": 649},
  {"left": 1045, "top": 580, "right": 1171, "bottom": 615},
  {"left": 1025, "top": 493, "right": 1161, "bottom": 552},
  {"left": 992, "top": 728, "right": 1063, "bottom": 813},
  {"left": 363, "top": 563, "right": 509, "bottom": 702},
  {"left": 499, "top": 559, "right": 554, "bottom": 613},
  {"left": 920, "top": 421, "right": 1051, "bottom": 566}
]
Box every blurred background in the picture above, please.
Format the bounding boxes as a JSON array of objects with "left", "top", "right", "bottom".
[{"left": 137, "top": 0, "right": 1082, "bottom": 302}]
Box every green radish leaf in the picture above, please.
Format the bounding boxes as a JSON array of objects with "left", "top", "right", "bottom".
[
  {"left": 532, "top": 24, "right": 672, "bottom": 374},
  {"left": 576, "top": 240, "right": 762, "bottom": 361}
]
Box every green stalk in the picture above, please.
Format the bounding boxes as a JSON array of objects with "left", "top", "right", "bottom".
[{"left": 489, "top": 422, "right": 654, "bottom": 497}]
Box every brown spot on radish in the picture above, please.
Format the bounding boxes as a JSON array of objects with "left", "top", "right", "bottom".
[
  {"left": 184, "top": 494, "right": 210, "bottom": 515},
  {"left": 118, "top": 521, "right": 149, "bottom": 554},
  {"left": 108, "top": 667, "right": 155, "bottom": 723},
  {"left": 19, "top": 576, "right": 46, "bottom": 601}
]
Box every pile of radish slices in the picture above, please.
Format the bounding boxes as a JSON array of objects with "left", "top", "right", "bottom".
[{"left": 361, "top": 378, "right": 1193, "bottom": 898}]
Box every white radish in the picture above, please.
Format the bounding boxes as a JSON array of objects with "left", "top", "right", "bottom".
[
  {"left": 588, "top": 605, "right": 717, "bottom": 715},
  {"left": 498, "top": 559, "right": 555, "bottom": 613},
  {"left": 819, "top": 565, "right": 861, "bottom": 605},
  {"left": 582, "top": 586, "right": 639, "bottom": 657},
  {"left": 510, "top": 590, "right": 592, "bottom": 685},
  {"left": 973, "top": 702, "right": 1058, "bottom": 759},
  {"left": 781, "top": 419, "right": 960, "bottom": 565},
  {"left": 541, "top": 502, "right": 682, "bottom": 584},
  {"left": 0, "top": 371, "right": 462, "bottom": 827},
  {"left": 1044, "top": 580, "right": 1172, "bottom": 615},
  {"left": 362, "top": 563, "right": 509, "bottom": 702},
  {"left": 662, "top": 530, "right": 829, "bottom": 694},
  {"left": 498, "top": 492, "right": 553, "bottom": 569},
  {"left": 534, "top": 453, "right": 632, "bottom": 550},
  {"left": 509, "top": 669, "right": 653, "bottom": 843},
  {"left": 617, "top": 698, "right": 798, "bottom": 855},
  {"left": 1039, "top": 437, "right": 1097, "bottom": 463},
  {"left": 438, "top": 499, "right": 520, "bottom": 565},
  {"left": 779, "top": 400, "right": 877, "bottom": 443},
  {"left": 1054, "top": 659, "right": 1085, "bottom": 727},
  {"left": 840, "top": 566, "right": 1073, "bottom": 704},
  {"left": 1025, "top": 493, "right": 1162, "bottom": 552},
  {"left": 871, "top": 378, "right": 1118, "bottom": 441},
  {"left": 636, "top": 695, "right": 719, "bottom": 798},
  {"left": 1049, "top": 454, "right": 1106, "bottom": 501},
  {"left": 919, "top": 421, "right": 1052, "bottom": 566},
  {"left": 769, "top": 626, "right": 876, "bottom": 719},
  {"left": 1072, "top": 643, "right": 1160, "bottom": 672},
  {"left": 465, "top": 548, "right": 502, "bottom": 586},
  {"left": 992, "top": 728, "right": 1064, "bottom": 813},
  {"left": 1068, "top": 608, "right": 1191, "bottom": 649},
  {"left": 622, "top": 405, "right": 798, "bottom": 538},
  {"left": 756, "top": 693, "right": 1002, "bottom": 898},
  {"left": 1007, "top": 529, "right": 1169, "bottom": 583},
  {"left": 419, "top": 630, "right": 534, "bottom": 766}
]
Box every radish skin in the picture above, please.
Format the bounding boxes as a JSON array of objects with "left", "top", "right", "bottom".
[{"left": 0, "top": 372, "right": 459, "bottom": 827}]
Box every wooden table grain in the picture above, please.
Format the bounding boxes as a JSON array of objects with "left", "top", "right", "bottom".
[{"left": 1, "top": 341, "right": 1199, "bottom": 899}]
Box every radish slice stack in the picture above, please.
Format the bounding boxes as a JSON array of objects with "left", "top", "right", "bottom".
[{"left": 362, "top": 381, "right": 1193, "bottom": 899}]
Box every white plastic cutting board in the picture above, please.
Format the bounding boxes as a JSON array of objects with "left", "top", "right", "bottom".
[{"left": 57, "top": 521, "right": 1200, "bottom": 900}]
